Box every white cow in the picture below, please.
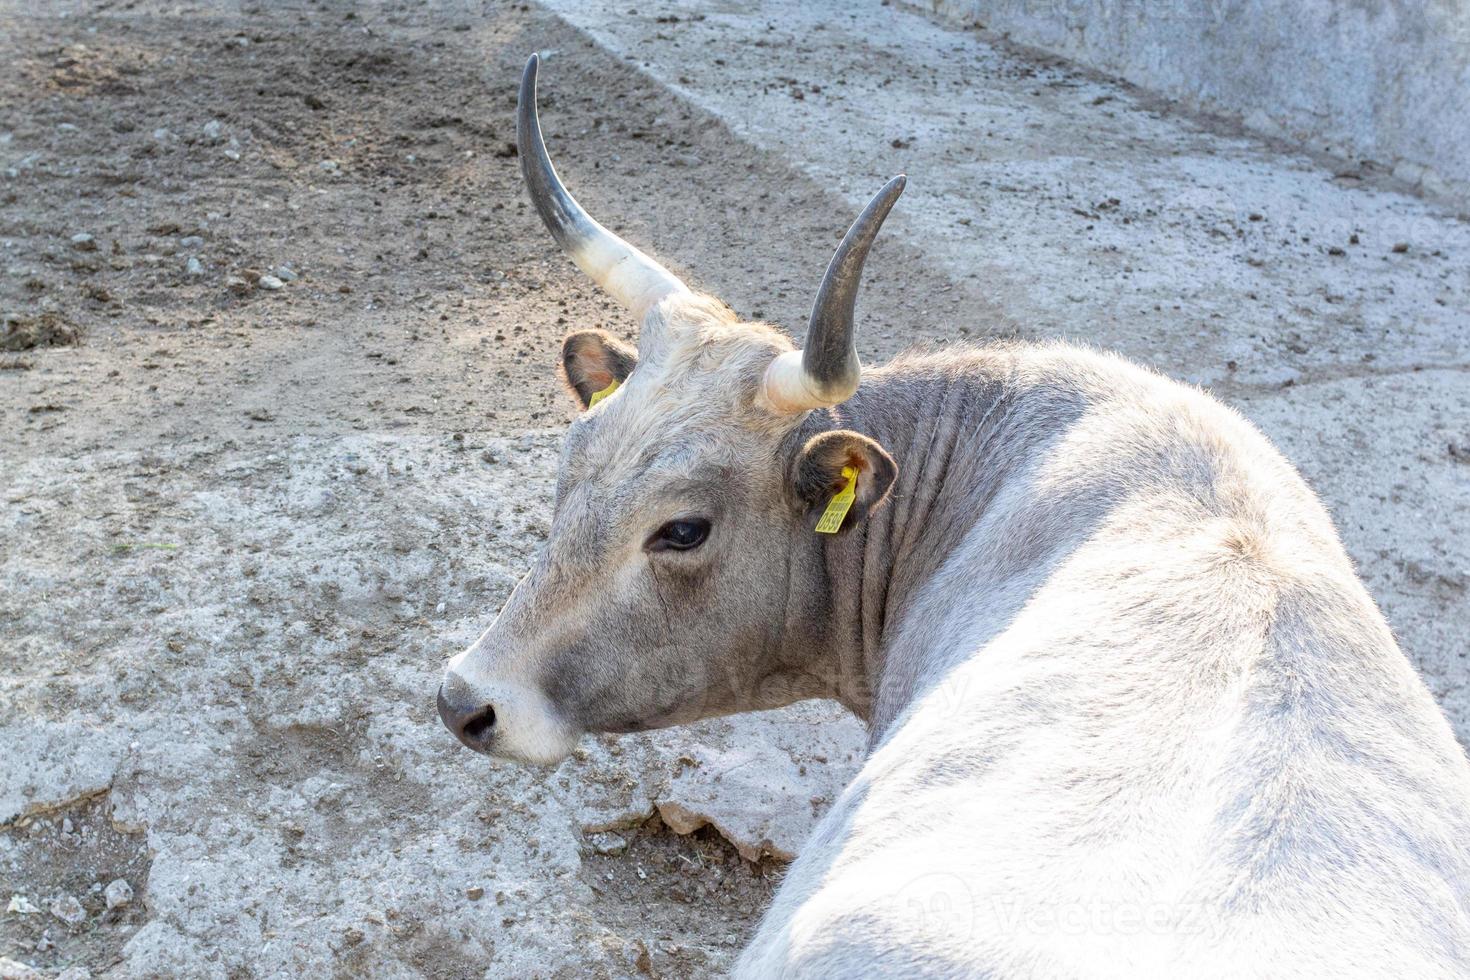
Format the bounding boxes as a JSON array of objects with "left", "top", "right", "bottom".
[{"left": 439, "top": 55, "right": 1470, "bottom": 977}]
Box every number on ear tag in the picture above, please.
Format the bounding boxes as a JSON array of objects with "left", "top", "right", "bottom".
[
  {"left": 815, "top": 465, "right": 859, "bottom": 534},
  {"left": 588, "top": 379, "right": 620, "bottom": 408}
]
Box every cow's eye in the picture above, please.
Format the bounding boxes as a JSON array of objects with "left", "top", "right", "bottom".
[{"left": 649, "top": 518, "right": 710, "bottom": 552}]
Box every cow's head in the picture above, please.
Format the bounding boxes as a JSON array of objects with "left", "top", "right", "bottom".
[{"left": 438, "top": 55, "right": 902, "bottom": 764}]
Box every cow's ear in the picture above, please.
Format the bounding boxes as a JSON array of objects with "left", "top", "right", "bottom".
[
  {"left": 560, "top": 329, "right": 637, "bottom": 409},
  {"left": 790, "top": 429, "right": 897, "bottom": 533}
]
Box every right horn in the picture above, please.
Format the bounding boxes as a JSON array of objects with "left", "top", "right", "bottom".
[
  {"left": 762, "top": 175, "right": 905, "bottom": 413},
  {"left": 517, "top": 54, "right": 689, "bottom": 321}
]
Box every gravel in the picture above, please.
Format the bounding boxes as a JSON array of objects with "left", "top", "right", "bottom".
[
  {"left": 103, "top": 880, "right": 133, "bottom": 911},
  {"left": 48, "top": 896, "right": 85, "bottom": 927}
]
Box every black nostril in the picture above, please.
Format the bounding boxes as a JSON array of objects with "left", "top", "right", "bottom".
[
  {"left": 438, "top": 684, "right": 497, "bottom": 750},
  {"left": 461, "top": 704, "right": 496, "bottom": 742}
]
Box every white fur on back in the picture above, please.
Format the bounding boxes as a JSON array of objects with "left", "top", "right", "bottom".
[{"left": 736, "top": 352, "right": 1470, "bottom": 978}]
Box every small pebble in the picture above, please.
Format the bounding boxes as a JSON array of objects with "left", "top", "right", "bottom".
[
  {"left": 1391, "top": 242, "right": 1409, "bottom": 253},
  {"left": 49, "top": 895, "right": 86, "bottom": 926},
  {"left": 0, "top": 958, "right": 41, "bottom": 979},
  {"left": 104, "top": 878, "right": 133, "bottom": 910},
  {"left": 70, "top": 233, "right": 96, "bottom": 251},
  {"left": 273, "top": 265, "right": 299, "bottom": 282},
  {"left": 258, "top": 274, "right": 285, "bottom": 291},
  {"left": 466, "top": 886, "right": 485, "bottom": 901},
  {"left": 185, "top": 257, "right": 204, "bottom": 276},
  {"left": 202, "top": 119, "right": 225, "bottom": 142},
  {"left": 180, "top": 235, "right": 204, "bottom": 249},
  {"left": 6, "top": 894, "right": 40, "bottom": 915},
  {"left": 587, "top": 831, "right": 628, "bottom": 856}
]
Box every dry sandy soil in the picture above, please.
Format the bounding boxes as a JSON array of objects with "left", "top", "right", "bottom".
[
  {"left": 2, "top": 0, "right": 1466, "bottom": 978},
  {"left": 0, "top": 2, "right": 883, "bottom": 976}
]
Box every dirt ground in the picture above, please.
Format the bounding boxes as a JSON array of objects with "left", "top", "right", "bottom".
[
  {"left": 2, "top": 0, "right": 1466, "bottom": 978},
  {"left": 0, "top": 1, "right": 896, "bottom": 977}
]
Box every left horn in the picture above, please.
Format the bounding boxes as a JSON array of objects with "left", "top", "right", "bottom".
[
  {"left": 517, "top": 54, "right": 689, "bottom": 320},
  {"left": 762, "top": 175, "right": 905, "bottom": 413}
]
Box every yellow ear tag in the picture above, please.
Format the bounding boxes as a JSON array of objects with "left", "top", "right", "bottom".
[
  {"left": 814, "top": 465, "right": 859, "bottom": 534},
  {"left": 587, "top": 379, "right": 620, "bottom": 408}
]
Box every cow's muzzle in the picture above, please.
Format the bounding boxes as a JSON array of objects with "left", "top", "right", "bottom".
[
  {"left": 437, "top": 675, "right": 498, "bottom": 753},
  {"left": 437, "top": 655, "right": 580, "bottom": 765}
]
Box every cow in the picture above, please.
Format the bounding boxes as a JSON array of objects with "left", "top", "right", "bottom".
[{"left": 438, "top": 54, "right": 1470, "bottom": 977}]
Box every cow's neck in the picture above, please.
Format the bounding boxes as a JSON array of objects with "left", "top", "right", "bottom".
[{"left": 795, "top": 350, "right": 1039, "bottom": 739}]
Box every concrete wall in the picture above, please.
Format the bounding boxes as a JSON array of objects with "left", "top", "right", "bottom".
[{"left": 908, "top": 0, "right": 1470, "bottom": 207}]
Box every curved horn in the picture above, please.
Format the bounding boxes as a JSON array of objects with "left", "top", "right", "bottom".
[
  {"left": 517, "top": 54, "right": 689, "bottom": 319},
  {"left": 762, "top": 175, "right": 905, "bottom": 413}
]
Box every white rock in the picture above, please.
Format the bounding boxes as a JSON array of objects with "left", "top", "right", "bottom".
[
  {"left": 586, "top": 831, "right": 627, "bottom": 856},
  {"left": 201, "top": 119, "right": 226, "bottom": 142},
  {"left": 654, "top": 708, "right": 864, "bottom": 862},
  {"left": 104, "top": 878, "right": 133, "bottom": 910},
  {"left": 258, "top": 274, "right": 285, "bottom": 291},
  {"left": 179, "top": 236, "right": 204, "bottom": 249},
  {"left": 49, "top": 894, "right": 86, "bottom": 925},
  {"left": 273, "top": 265, "right": 299, "bottom": 282},
  {"left": 0, "top": 956, "right": 40, "bottom": 979},
  {"left": 318, "top": 160, "right": 339, "bottom": 173},
  {"left": 5, "top": 894, "right": 39, "bottom": 915},
  {"left": 185, "top": 257, "right": 204, "bottom": 277}
]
